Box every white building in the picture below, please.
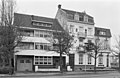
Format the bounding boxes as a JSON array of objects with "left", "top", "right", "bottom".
[
  {"left": 95, "top": 27, "right": 112, "bottom": 68},
  {"left": 56, "top": 5, "right": 112, "bottom": 71},
  {"left": 56, "top": 5, "right": 95, "bottom": 71},
  {"left": 14, "top": 13, "right": 68, "bottom": 72}
]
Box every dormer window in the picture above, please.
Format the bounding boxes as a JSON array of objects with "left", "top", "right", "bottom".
[
  {"left": 68, "top": 14, "right": 74, "bottom": 20},
  {"left": 84, "top": 15, "right": 88, "bottom": 22},
  {"left": 32, "top": 20, "right": 52, "bottom": 27},
  {"left": 88, "top": 18, "right": 93, "bottom": 23},
  {"left": 99, "top": 31, "right": 106, "bottom": 35},
  {"left": 79, "top": 15, "right": 84, "bottom": 21}
]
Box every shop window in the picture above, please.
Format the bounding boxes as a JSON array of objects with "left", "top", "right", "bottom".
[{"left": 35, "top": 56, "right": 53, "bottom": 65}]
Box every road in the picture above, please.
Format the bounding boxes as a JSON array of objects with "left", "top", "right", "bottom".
[{"left": 1, "top": 71, "right": 120, "bottom": 78}]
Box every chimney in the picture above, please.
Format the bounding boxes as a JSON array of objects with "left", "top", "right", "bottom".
[{"left": 58, "top": 4, "right": 61, "bottom": 9}]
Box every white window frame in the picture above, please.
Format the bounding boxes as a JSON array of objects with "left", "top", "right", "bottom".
[
  {"left": 69, "top": 25, "right": 74, "bottom": 33},
  {"left": 88, "top": 27, "right": 92, "bottom": 36},
  {"left": 35, "top": 43, "right": 50, "bottom": 50},
  {"left": 34, "top": 56, "right": 53, "bottom": 65},
  {"left": 79, "top": 54, "right": 83, "bottom": 64},
  {"left": 88, "top": 55, "right": 92, "bottom": 64},
  {"left": 98, "top": 55, "right": 103, "bottom": 65}
]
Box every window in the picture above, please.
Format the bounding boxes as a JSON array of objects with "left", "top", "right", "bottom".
[
  {"left": 99, "top": 31, "right": 106, "bottom": 35},
  {"left": 18, "top": 43, "right": 34, "bottom": 50},
  {"left": 32, "top": 21, "right": 52, "bottom": 27},
  {"left": 98, "top": 55, "right": 103, "bottom": 65},
  {"left": 104, "top": 38, "right": 109, "bottom": 49},
  {"left": 84, "top": 16, "right": 88, "bottom": 22},
  {"left": 23, "top": 30, "right": 34, "bottom": 37},
  {"left": 88, "top": 18, "right": 93, "bottom": 23},
  {"left": 70, "top": 25, "right": 74, "bottom": 33},
  {"left": 35, "top": 56, "right": 52, "bottom": 65},
  {"left": 88, "top": 28, "right": 92, "bottom": 36},
  {"left": 20, "top": 60, "right": 24, "bottom": 63},
  {"left": 88, "top": 55, "right": 92, "bottom": 64},
  {"left": 79, "top": 26, "right": 83, "bottom": 32},
  {"left": 68, "top": 14, "right": 74, "bottom": 20},
  {"left": 35, "top": 43, "right": 50, "bottom": 50},
  {"left": 76, "top": 28, "right": 78, "bottom": 32},
  {"left": 26, "top": 60, "right": 31, "bottom": 63},
  {"left": 79, "top": 54, "right": 83, "bottom": 64},
  {"left": 40, "top": 45, "right": 44, "bottom": 50},
  {"left": 34, "top": 30, "right": 51, "bottom": 38},
  {"left": 79, "top": 15, "right": 84, "bottom": 21}
]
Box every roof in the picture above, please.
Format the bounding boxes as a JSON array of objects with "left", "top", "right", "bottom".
[
  {"left": 95, "top": 27, "right": 112, "bottom": 38},
  {"left": 62, "top": 9, "right": 93, "bottom": 19},
  {"left": 14, "top": 13, "right": 64, "bottom": 31}
]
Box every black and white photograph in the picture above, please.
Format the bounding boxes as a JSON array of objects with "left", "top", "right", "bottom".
[{"left": 0, "top": 0, "right": 120, "bottom": 78}]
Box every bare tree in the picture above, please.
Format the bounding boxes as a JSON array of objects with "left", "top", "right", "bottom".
[
  {"left": 53, "top": 31, "right": 73, "bottom": 73},
  {"left": 110, "top": 35, "right": 120, "bottom": 71},
  {"left": 0, "top": 0, "right": 23, "bottom": 75},
  {"left": 86, "top": 38, "right": 106, "bottom": 72}
]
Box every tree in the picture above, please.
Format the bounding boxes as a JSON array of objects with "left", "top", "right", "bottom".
[
  {"left": 53, "top": 31, "right": 73, "bottom": 73},
  {"left": 85, "top": 38, "right": 106, "bottom": 72},
  {"left": 0, "top": 0, "right": 23, "bottom": 75},
  {"left": 110, "top": 35, "right": 120, "bottom": 71}
]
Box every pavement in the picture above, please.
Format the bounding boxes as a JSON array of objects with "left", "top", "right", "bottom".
[{"left": 0, "top": 71, "right": 117, "bottom": 77}]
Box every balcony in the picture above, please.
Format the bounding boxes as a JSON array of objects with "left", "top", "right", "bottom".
[{"left": 77, "top": 32, "right": 86, "bottom": 38}]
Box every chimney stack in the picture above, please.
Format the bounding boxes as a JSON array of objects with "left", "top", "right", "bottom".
[{"left": 58, "top": 4, "right": 61, "bottom": 9}]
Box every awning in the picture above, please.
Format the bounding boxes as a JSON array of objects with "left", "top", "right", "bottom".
[
  {"left": 22, "top": 37, "right": 50, "bottom": 43},
  {"left": 15, "top": 50, "right": 67, "bottom": 56}
]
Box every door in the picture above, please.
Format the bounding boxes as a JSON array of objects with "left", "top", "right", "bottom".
[{"left": 17, "top": 57, "right": 33, "bottom": 71}]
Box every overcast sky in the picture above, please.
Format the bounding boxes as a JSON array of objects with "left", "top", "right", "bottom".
[{"left": 16, "top": 0, "right": 120, "bottom": 45}]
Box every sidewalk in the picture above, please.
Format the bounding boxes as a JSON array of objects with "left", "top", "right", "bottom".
[{"left": 0, "top": 71, "right": 117, "bottom": 77}]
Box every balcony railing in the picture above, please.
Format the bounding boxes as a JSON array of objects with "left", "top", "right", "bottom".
[{"left": 77, "top": 32, "right": 86, "bottom": 38}]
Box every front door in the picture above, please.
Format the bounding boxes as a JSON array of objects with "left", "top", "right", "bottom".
[{"left": 17, "top": 57, "right": 33, "bottom": 71}]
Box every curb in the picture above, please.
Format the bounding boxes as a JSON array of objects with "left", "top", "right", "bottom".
[{"left": 0, "top": 71, "right": 112, "bottom": 77}]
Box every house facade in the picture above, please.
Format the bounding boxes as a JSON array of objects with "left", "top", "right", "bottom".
[
  {"left": 13, "top": 5, "right": 112, "bottom": 72},
  {"left": 95, "top": 27, "right": 112, "bottom": 68},
  {"left": 56, "top": 5, "right": 96, "bottom": 71},
  {"left": 55, "top": 5, "right": 112, "bottom": 71},
  {"left": 14, "top": 13, "right": 69, "bottom": 72}
]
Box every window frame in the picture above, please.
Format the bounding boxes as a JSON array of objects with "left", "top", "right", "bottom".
[{"left": 34, "top": 56, "right": 53, "bottom": 65}]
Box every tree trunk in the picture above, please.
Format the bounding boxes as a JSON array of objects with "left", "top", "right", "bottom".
[
  {"left": 9, "top": 57, "right": 13, "bottom": 75},
  {"left": 94, "top": 52, "right": 97, "bottom": 73}
]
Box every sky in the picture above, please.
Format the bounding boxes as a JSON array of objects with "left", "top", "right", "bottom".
[{"left": 16, "top": 0, "right": 120, "bottom": 45}]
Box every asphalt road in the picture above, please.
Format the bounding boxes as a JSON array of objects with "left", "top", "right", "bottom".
[{"left": 1, "top": 71, "right": 120, "bottom": 78}]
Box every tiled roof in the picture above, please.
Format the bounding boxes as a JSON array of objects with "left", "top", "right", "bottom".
[
  {"left": 14, "top": 13, "right": 64, "bottom": 31},
  {"left": 95, "top": 27, "right": 112, "bottom": 38},
  {"left": 62, "top": 9, "right": 93, "bottom": 19}
]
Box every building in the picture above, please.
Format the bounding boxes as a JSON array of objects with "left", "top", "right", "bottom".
[
  {"left": 13, "top": 5, "right": 112, "bottom": 72},
  {"left": 55, "top": 5, "right": 113, "bottom": 71},
  {"left": 56, "top": 5, "right": 95, "bottom": 71},
  {"left": 95, "top": 27, "right": 112, "bottom": 68},
  {"left": 14, "top": 13, "right": 68, "bottom": 72}
]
